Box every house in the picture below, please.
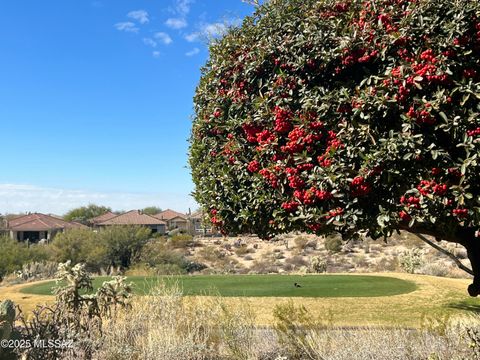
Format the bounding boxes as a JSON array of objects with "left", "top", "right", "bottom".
[
  {"left": 6, "top": 213, "right": 87, "bottom": 242},
  {"left": 96, "top": 210, "right": 167, "bottom": 234},
  {"left": 154, "top": 209, "right": 189, "bottom": 232},
  {"left": 188, "top": 210, "right": 218, "bottom": 235},
  {"left": 89, "top": 211, "right": 117, "bottom": 225}
]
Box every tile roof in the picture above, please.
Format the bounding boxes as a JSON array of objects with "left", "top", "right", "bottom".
[
  {"left": 90, "top": 211, "right": 118, "bottom": 224},
  {"left": 7, "top": 213, "right": 86, "bottom": 231},
  {"left": 98, "top": 210, "right": 167, "bottom": 226},
  {"left": 189, "top": 210, "right": 204, "bottom": 219},
  {"left": 154, "top": 209, "right": 187, "bottom": 221}
]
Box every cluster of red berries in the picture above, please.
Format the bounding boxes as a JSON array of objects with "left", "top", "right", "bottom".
[
  {"left": 326, "top": 207, "right": 344, "bottom": 220},
  {"left": 293, "top": 188, "right": 333, "bottom": 205},
  {"left": 350, "top": 176, "right": 371, "bottom": 197},
  {"left": 288, "top": 175, "right": 305, "bottom": 189},
  {"left": 273, "top": 106, "right": 293, "bottom": 133},
  {"left": 467, "top": 127, "right": 480, "bottom": 137},
  {"left": 406, "top": 106, "right": 435, "bottom": 125},
  {"left": 452, "top": 208, "right": 468, "bottom": 218},
  {"left": 400, "top": 195, "right": 420, "bottom": 209},
  {"left": 247, "top": 160, "right": 260, "bottom": 173},
  {"left": 417, "top": 180, "right": 448, "bottom": 196},
  {"left": 256, "top": 130, "right": 276, "bottom": 145},
  {"left": 398, "top": 210, "right": 412, "bottom": 222},
  {"left": 259, "top": 169, "right": 278, "bottom": 188},
  {"left": 242, "top": 123, "right": 263, "bottom": 143},
  {"left": 281, "top": 201, "right": 299, "bottom": 212}
]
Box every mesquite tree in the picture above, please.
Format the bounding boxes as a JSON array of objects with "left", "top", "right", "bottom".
[{"left": 189, "top": 0, "right": 480, "bottom": 296}]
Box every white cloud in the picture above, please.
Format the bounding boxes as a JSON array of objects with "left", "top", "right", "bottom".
[
  {"left": 201, "top": 22, "right": 227, "bottom": 37},
  {"left": 185, "top": 47, "right": 200, "bottom": 56},
  {"left": 165, "top": 17, "right": 188, "bottom": 29},
  {"left": 175, "top": 0, "right": 194, "bottom": 16},
  {"left": 127, "top": 10, "right": 150, "bottom": 24},
  {"left": 154, "top": 32, "right": 173, "bottom": 45},
  {"left": 0, "top": 184, "right": 197, "bottom": 215},
  {"left": 152, "top": 51, "right": 161, "bottom": 58},
  {"left": 114, "top": 22, "right": 139, "bottom": 33},
  {"left": 184, "top": 32, "right": 199, "bottom": 42},
  {"left": 185, "top": 19, "right": 241, "bottom": 42},
  {"left": 143, "top": 38, "right": 157, "bottom": 47}
]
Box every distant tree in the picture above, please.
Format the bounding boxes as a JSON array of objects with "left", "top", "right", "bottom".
[
  {"left": 51, "top": 228, "right": 108, "bottom": 271},
  {"left": 142, "top": 206, "right": 162, "bottom": 215},
  {"left": 63, "top": 204, "right": 112, "bottom": 224},
  {"left": 52, "top": 226, "right": 152, "bottom": 270},
  {"left": 189, "top": 0, "right": 480, "bottom": 295},
  {"left": 99, "top": 226, "right": 152, "bottom": 268}
]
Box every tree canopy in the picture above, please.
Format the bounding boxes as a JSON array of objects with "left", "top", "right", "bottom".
[
  {"left": 63, "top": 204, "right": 112, "bottom": 224},
  {"left": 141, "top": 206, "right": 163, "bottom": 215},
  {"left": 189, "top": 0, "right": 480, "bottom": 295}
]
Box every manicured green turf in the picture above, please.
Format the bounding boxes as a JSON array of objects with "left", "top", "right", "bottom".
[{"left": 20, "top": 275, "right": 416, "bottom": 298}]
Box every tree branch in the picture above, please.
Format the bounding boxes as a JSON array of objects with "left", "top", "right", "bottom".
[{"left": 414, "top": 233, "right": 473, "bottom": 276}]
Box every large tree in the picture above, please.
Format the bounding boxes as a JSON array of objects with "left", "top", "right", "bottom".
[
  {"left": 189, "top": 0, "right": 480, "bottom": 295},
  {"left": 63, "top": 204, "right": 111, "bottom": 224}
]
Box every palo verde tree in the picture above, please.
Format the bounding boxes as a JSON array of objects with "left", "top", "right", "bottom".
[{"left": 189, "top": 0, "right": 480, "bottom": 295}]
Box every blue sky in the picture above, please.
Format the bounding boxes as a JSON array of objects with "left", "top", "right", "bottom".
[{"left": 0, "top": 0, "right": 254, "bottom": 214}]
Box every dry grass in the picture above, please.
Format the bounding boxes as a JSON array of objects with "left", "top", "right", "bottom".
[
  {"left": 0, "top": 280, "right": 53, "bottom": 314},
  {"left": 91, "top": 282, "right": 480, "bottom": 360}
]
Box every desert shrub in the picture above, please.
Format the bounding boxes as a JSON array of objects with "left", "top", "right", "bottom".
[
  {"left": 420, "top": 262, "right": 450, "bottom": 277},
  {"left": 99, "top": 226, "right": 152, "bottom": 268},
  {"left": 285, "top": 256, "right": 308, "bottom": 269},
  {"left": 400, "top": 248, "right": 424, "bottom": 274},
  {"left": 0, "top": 236, "right": 50, "bottom": 280},
  {"left": 324, "top": 236, "right": 342, "bottom": 253},
  {"left": 234, "top": 245, "right": 250, "bottom": 256},
  {"left": 310, "top": 256, "right": 327, "bottom": 273},
  {"left": 352, "top": 254, "right": 369, "bottom": 268},
  {"left": 306, "top": 239, "right": 318, "bottom": 250},
  {"left": 15, "top": 261, "right": 58, "bottom": 282},
  {"left": 198, "top": 246, "right": 226, "bottom": 262},
  {"left": 453, "top": 246, "right": 468, "bottom": 260},
  {"left": 51, "top": 228, "right": 108, "bottom": 271},
  {"left": 170, "top": 234, "right": 194, "bottom": 249},
  {"left": 249, "top": 256, "right": 278, "bottom": 274},
  {"left": 125, "top": 263, "right": 157, "bottom": 276},
  {"left": 373, "top": 256, "right": 399, "bottom": 272},
  {"left": 273, "top": 301, "right": 330, "bottom": 359},
  {"left": 140, "top": 239, "right": 206, "bottom": 274},
  {"left": 53, "top": 226, "right": 151, "bottom": 271},
  {"left": 294, "top": 236, "right": 308, "bottom": 251}
]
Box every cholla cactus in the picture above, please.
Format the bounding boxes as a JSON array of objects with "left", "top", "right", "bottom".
[
  {"left": 96, "top": 276, "right": 132, "bottom": 317},
  {"left": 54, "top": 261, "right": 93, "bottom": 312},
  {"left": 399, "top": 249, "right": 424, "bottom": 274},
  {"left": 310, "top": 256, "right": 327, "bottom": 273}
]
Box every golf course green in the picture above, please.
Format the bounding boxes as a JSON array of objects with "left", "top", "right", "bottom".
[{"left": 20, "top": 274, "right": 416, "bottom": 298}]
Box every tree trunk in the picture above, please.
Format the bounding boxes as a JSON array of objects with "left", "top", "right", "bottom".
[{"left": 464, "top": 238, "right": 480, "bottom": 297}]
